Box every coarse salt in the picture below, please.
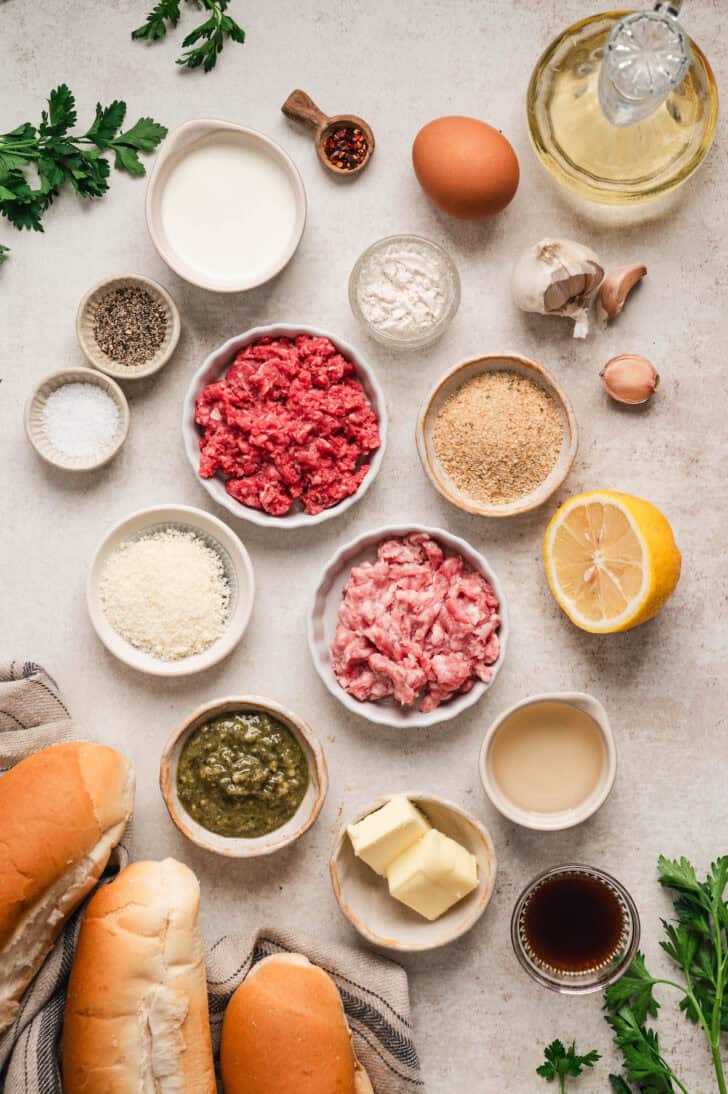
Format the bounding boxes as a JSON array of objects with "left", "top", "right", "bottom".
[
  {"left": 43, "top": 382, "right": 120, "bottom": 459},
  {"left": 99, "top": 528, "right": 230, "bottom": 661}
]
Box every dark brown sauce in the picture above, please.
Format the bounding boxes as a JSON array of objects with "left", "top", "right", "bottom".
[{"left": 522, "top": 872, "right": 625, "bottom": 972}]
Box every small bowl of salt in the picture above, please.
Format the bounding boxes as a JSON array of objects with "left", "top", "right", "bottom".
[
  {"left": 349, "top": 234, "right": 460, "bottom": 349},
  {"left": 25, "top": 367, "right": 130, "bottom": 472}
]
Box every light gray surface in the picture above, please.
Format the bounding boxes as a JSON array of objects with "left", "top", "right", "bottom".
[{"left": 1, "top": 1, "right": 726, "bottom": 1090}]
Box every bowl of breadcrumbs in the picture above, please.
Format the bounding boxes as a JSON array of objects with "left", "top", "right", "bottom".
[{"left": 417, "top": 354, "right": 577, "bottom": 518}]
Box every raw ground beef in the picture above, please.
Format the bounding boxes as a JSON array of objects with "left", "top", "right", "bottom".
[
  {"left": 331, "top": 532, "right": 501, "bottom": 712},
  {"left": 195, "top": 334, "right": 381, "bottom": 517}
]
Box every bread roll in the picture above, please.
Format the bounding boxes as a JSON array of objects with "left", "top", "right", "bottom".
[
  {"left": 62, "top": 858, "right": 216, "bottom": 1094},
  {"left": 0, "top": 741, "right": 134, "bottom": 1033},
  {"left": 221, "top": 953, "right": 374, "bottom": 1094}
]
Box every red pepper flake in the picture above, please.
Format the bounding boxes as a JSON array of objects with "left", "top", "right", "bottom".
[{"left": 324, "top": 126, "right": 369, "bottom": 171}]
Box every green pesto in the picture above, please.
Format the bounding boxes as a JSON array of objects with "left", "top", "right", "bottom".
[{"left": 176, "top": 710, "right": 309, "bottom": 838}]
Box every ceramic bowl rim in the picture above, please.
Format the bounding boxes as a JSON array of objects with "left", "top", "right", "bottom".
[
  {"left": 24, "top": 366, "right": 130, "bottom": 472},
  {"left": 416, "top": 352, "right": 578, "bottom": 517},
  {"left": 160, "top": 694, "right": 329, "bottom": 858},
  {"left": 86, "top": 503, "right": 255, "bottom": 677},
  {"left": 181, "top": 322, "right": 388, "bottom": 529},
  {"left": 479, "top": 690, "right": 617, "bottom": 831},
  {"left": 329, "top": 791, "right": 498, "bottom": 952},
  {"left": 308, "top": 522, "right": 509, "bottom": 728},
  {"left": 76, "top": 273, "right": 181, "bottom": 380},
  {"left": 145, "top": 118, "right": 307, "bottom": 293}
]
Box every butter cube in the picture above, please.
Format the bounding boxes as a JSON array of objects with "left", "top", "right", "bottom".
[
  {"left": 347, "top": 796, "right": 431, "bottom": 876},
  {"left": 386, "top": 829, "right": 479, "bottom": 921}
]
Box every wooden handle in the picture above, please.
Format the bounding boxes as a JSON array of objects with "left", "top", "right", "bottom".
[{"left": 281, "top": 89, "right": 328, "bottom": 132}]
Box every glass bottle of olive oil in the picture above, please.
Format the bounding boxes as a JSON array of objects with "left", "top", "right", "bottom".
[{"left": 527, "top": 11, "right": 718, "bottom": 204}]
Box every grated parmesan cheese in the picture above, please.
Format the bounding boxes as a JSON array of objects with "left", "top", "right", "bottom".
[{"left": 99, "top": 528, "right": 230, "bottom": 661}]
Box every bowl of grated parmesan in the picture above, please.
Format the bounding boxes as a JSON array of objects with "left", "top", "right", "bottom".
[{"left": 87, "top": 504, "right": 255, "bottom": 676}]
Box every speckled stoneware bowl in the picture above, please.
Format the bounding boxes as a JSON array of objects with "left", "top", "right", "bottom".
[
  {"left": 330, "top": 793, "right": 497, "bottom": 952},
  {"left": 182, "top": 323, "right": 387, "bottom": 530},
  {"left": 76, "top": 274, "right": 180, "bottom": 379},
  {"left": 25, "top": 367, "right": 130, "bottom": 472},
  {"left": 160, "top": 695, "right": 328, "bottom": 858},
  {"left": 416, "top": 353, "right": 578, "bottom": 518},
  {"left": 87, "top": 504, "right": 254, "bottom": 677},
  {"left": 308, "top": 523, "right": 508, "bottom": 728}
]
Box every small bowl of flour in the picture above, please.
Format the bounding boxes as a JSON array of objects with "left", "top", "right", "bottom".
[{"left": 349, "top": 234, "right": 460, "bottom": 349}]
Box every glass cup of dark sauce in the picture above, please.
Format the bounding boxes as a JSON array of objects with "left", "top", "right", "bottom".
[{"left": 511, "top": 864, "right": 640, "bottom": 993}]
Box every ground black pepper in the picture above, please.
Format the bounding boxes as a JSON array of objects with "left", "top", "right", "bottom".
[
  {"left": 93, "top": 286, "right": 168, "bottom": 367},
  {"left": 324, "top": 126, "right": 368, "bottom": 170}
]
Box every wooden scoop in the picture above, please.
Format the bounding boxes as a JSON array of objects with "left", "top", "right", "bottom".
[{"left": 281, "top": 89, "right": 374, "bottom": 177}]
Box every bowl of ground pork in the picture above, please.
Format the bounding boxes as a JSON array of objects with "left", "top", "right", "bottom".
[
  {"left": 183, "top": 324, "right": 387, "bottom": 529},
  {"left": 309, "top": 524, "right": 509, "bottom": 728}
]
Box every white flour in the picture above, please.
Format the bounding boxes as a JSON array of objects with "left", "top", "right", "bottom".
[{"left": 355, "top": 238, "right": 453, "bottom": 338}]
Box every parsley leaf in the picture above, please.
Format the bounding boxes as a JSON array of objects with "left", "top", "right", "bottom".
[
  {"left": 605, "top": 856, "right": 728, "bottom": 1094},
  {"left": 537, "top": 1039, "right": 600, "bottom": 1091},
  {"left": 0, "top": 242, "right": 9, "bottom": 267},
  {"left": 608, "top": 1077, "right": 633, "bottom": 1094},
  {"left": 40, "top": 84, "right": 77, "bottom": 137},
  {"left": 132, "top": 0, "right": 245, "bottom": 72},
  {"left": 605, "top": 994, "right": 682, "bottom": 1093},
  {"left": 84, "top": 101, "right": 128, "bottom": 148},
  {"left": 605, "top": 951, "right": 661, "bottom": 1025},
  {"left": 0, "top": 86, "right": 166, "bottom": 272},
  {"left": 132, "top": 0, "right": 182, "bottom": 41}
]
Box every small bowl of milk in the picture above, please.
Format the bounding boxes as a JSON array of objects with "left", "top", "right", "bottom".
[
  {"left": 479, "top": 692, "right": 617, "bottom": 831},
  {"left": 146, "top": 120, "right": 306, "bottom": 293}
]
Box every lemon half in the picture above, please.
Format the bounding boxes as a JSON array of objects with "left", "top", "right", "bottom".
[{"left": 543, "top": 490, "right": 681, "bottom": 634}]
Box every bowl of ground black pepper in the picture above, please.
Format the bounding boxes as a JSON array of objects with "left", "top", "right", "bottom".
[
  {"left": 76, "top": 274, "right": 181, "bottom": 380},
  {"left": 417, "top": 354, "right": 578, "bottom": 518}
]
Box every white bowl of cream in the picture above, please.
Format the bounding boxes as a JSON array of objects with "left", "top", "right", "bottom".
[
  {"left": 479, "top": 692, "right": 616, "bottom": 831},
  {"left": 146, "top": 120, "right": 306, "bottom": 293}
]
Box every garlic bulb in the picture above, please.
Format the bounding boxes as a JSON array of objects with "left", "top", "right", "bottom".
[
  {"left": 512, "top": 239, "right": 604, "bottom": 339},
  {"left": 600, "top": 354, "right": 659, "bottom": 405}
]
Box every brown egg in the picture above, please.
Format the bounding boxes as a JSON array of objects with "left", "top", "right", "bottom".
[{"left": 412, "top": 116, "right": 520, "bottom": 219}]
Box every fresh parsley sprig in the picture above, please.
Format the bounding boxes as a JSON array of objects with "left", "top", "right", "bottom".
[
  {"left": 0, "top": 85, "right": 166, "bottom": 264},
  {"left": 605, "top": 855, "right": 728, "bottom": 1094},
  {"left": 537, "top": 1039, "right": 600, "bottom": 1091},
  {"left": 132, "top": 0, "right": 245, "bottom": 73}
]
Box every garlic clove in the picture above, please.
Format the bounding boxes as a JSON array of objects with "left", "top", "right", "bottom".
[
  {"left": 600, "top": 354, "right": 659, "bottom": 405},
  {"left": 512, "top": 239, "right": 604, "bottom": 339},
  {"left": 598, "top": 264, "right": 647, "bottom": 321}
]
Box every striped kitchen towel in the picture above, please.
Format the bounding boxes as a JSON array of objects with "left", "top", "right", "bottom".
[{"left": 0, "top": 662, "right": 424, "bottom": 1094}]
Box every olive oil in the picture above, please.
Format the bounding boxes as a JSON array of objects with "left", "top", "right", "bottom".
[
  {"left": 522, "top": 871, "right": 626, "bottom": 973},
  {"left": 527, "top": 13, "right": 718, "bottom": 204}
]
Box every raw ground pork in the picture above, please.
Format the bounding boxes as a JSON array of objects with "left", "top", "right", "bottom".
[
  {"left": 195, "top": 334, "right": 381, "bottom": 517},
  {"left": 331, "top": 533, "right": 501, "bottom": 712}
]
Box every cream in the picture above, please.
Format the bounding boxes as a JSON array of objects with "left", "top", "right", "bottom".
[{"left": 160, "top": 135, "right": 298, "bottom": 286}]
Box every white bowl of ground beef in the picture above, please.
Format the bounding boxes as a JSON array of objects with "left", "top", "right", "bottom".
[
  {"left": 182, "top": 324, "right": 387, "bottom": 530},
  {"left": 309, "top": 525, "right": 509, "bottom": 728}
]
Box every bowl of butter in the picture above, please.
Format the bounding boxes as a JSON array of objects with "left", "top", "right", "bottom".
[{"left": 330, "top": 793, "right": 497, "bottom": 952}]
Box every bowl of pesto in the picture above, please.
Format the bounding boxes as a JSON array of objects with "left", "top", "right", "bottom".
[{"left": 160, "top": 696, "right": 329, "bottom": 857}]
